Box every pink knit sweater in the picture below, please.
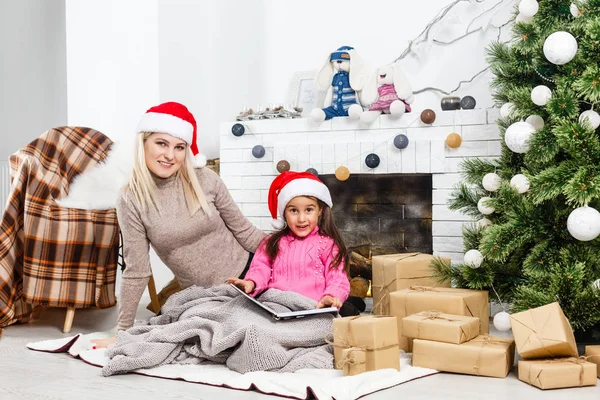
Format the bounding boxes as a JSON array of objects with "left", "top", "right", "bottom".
[{"left": 244, "top": 226, "right": 350, "bottom": 303}]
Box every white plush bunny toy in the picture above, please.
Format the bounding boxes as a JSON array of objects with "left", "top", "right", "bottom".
[
  {"left": 359, "top": 60, "right": 414, "bottom": 125},
  {"left": 310, "top": 45, "right": 370, "bottom": 122}
]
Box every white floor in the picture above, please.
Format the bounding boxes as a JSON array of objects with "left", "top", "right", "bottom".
[{"left": 1, "top": 299, "right": 599, "bottom": 400}]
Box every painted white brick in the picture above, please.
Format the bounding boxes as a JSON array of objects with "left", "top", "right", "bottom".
[
  {"left": 247, "top": 217, "right": 261, "bottom": 228},
  {"left": 401, "top": 141, "right": 416, "bottom": 173},
  {"left": 433, "top": 221, "right": 469, "bottom": 236},
  {"left": 433, "top": 205, "right": 469, "bottom": 221},
  {"left": 242, "top": 203, "right": 271, "bottom": 217},
  {"left": 309, "top": 144, "right": 323, "bottom": 174},
  {"left": 462, "top": 124, "right": 500, "bottom": 141},
  {"left": 407, "top": 126, "right": 455, "bottom": 141},
  {"left": 220, "top": 162, "right": 258, "bottom": 177},
  {"left": 239, "top": 162, "right": 266, "bottom": 176},
  {"left": 488, "top": 140, "right": 502, "bottom": 156},
  {"left": 220, "top": 149, "right": 244, "bottom": 162},
  {"left": 221, "top": 176, "right": 242, "bottom": 190},
  {"left": 347, "top": 142, "right": 361, "bottom": 172},
  {"left": 296, "top": 144, "right": 310, "bottom": 172},
  {"left": 387, "top": 141, "right": 402, "bottom": 173},
  {"left": 262, "top": 132, "right": 308, "bottom": 146},
  {"left": 445, "top": 141, "right": 488, "bottom": 158},
  {"left": 260, "top": 217, "right": 276, "bottom": 231},
  {"left": 322, "top": 143, "right": 335, "bottom": 174},
  {"left": 284, "top": 118, "right": 332, "bottom": 133},
  {"left": 273, "top": 146, "right": 286, "bottom": 166},
  {"left": 433, "top": 236, "right": 464, "bottom": 252},
  {"left": 334, "top": 143, "right": 348, "bottom": 164},
  {"left": 433, "top": 173, "right": 462, "bottom": 189},
  {"left": 444, "top": 158, "right": 464, "bottom": 173},
  {"left": 434, "top": 251, "right": 465, "bottom": 264},
  {"left": 260, "top": 189, "right": 269, "bottom": 202},
  {"left": 241, "top": 176, "right": 274, "bottom": 190},
  {"left": 360, "top": 142, "right": 375, "bottom": 173},
  {"left": 430, "top": 140, "right": 446, "bottom": 173},
  {"left": 243, "top": 147, "right": 274, "bottom": 162},
  {"left": 379, "top": 113, "right": 420, "bottom": 129},
  {"left": 358, "top": 129, "right": 397, "bottom": 144},
  {"left": 220, "top": 134, "right": 257, "bottom": 149},
  {"left": 261, "top": 162, "right": 279, "bottom": 175},
  {"left": 454, "top": 110, "right": 487, "bottom": 125},
  {"left": 487, "top": 107, "right": 500, "bottom": 124},
  {"left": 427, "top": 110, "right": 455, "bottom": 127},
  {"left": 244, "top": 119, "right": 288, "bottom": 134},
  {"left": 432, "top": 189, "right": 453, "bottom": 205},
  {"left": 415, "top": 140, "right": 431, "bottom": 173},
  {"left": 306, "top": 131, "right": 356, "bottom": 144},
  {"left": 332, "top": 116, "right": 376, "bottom": 130},
  {"left": 285, "top": 144, "right": 299, "bottom": 170},
  {"left": 229, "top": 189, "right": 261, "bottom": 203}
]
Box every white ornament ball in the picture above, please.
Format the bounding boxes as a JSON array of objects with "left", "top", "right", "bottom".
[
  {"left": 478, "top": 197, "right": 495, "bottom": 215},
  {"left": 543, "top": 31, "right": 578, "bottom": 65},
  {"left": 515, "top": 13, "right": 534, "bottom": 23},
  {"left": 476, "top": 218, "right": 493, "bottom": 229},
  {"left": 510, "top": 174, "right": 531, "bottom": 193},
  {"left": 579, "top": 110, "right": 600, "bottom": 130},
  {"left": 505, "top": 121, "right": 535, "bottom": 153},
  {"left": 593, "top": 279, "right": 600, "bottom": 291},
  {"left": 464, "top": 249, "right": 484, "bottom": 268},
  {"left": 519, "top": 0, "right": 539, "bottom": 18},
  {"left": 482, "top": 173, "right": 502, "bottom": 192},
  {"left": 567, "top": 206, "right": 600, "bottom": 241},
  {"left": 500, "top": 102, "right": 515, "bottom": 118},
  {"left": 526, "top": 115, "right": 545, "bottom": 130},
  {"left": 531, "top": 85, "right": 552, "bottom": 106},
  {"left": 493, "top": 311, "right": 512, "bottom": 332},
  {"left": 570, "top": 3, "right": 581, "bottom": 17}
]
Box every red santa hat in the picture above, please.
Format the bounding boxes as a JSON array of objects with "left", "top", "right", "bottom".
[
  {"left": 136, "top": 101, "right": 206, "bottom": 167},
  {"left": 268, "top": 171, "right": 333, "bottom": 229}
]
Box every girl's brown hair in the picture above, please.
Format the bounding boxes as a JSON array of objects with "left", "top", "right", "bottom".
[{"left": 265, "top": 197, "right": 348, "bottom": 273}]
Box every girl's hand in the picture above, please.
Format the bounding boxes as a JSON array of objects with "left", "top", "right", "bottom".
[
  {"left": 90, "top": 336, "right": 116, "bottom": 349},
  {"left": 317, "top": 295, "right": 342, "bottom": 309},
  {"left": 227, "top": 277, "right": 256, "bottom": 294}
]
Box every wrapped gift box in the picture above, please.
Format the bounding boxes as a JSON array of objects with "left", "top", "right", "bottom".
[
  {"left": 402, "top": 311, "right": 479, "bottom": 344},
  {"left": 412, "top": 335, "right": 515, "bottom": 378},
  {"left": 372, "top": 253, "right": 450, "bottom": 315},
  {"left": 332, "top": 316, "right": 400, "bottom": 372},
  {"left": 340, "top": 347, "right": 366, "bottom": 376},
  {"left": 510, "top": 302, "right": 578, "bottom": 359},
  {"left": 389, "top": 286, "right": 488, "bottom": 351},
  {"left": 518, "top": 358, "right": 597, "bottom": 389},
  {"left": 586, "top": 345, "right": 600, "bottom": 378}
]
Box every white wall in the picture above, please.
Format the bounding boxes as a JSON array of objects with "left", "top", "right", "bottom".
[{"left": 0, "top": 0, "right": 67, "bottom": 160}]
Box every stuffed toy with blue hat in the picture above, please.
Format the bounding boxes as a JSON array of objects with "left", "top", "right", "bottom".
[{"left": 310, "top": 46, "right": 370, "bottom": 122}]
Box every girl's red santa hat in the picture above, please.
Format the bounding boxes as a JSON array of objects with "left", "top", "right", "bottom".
[
  {"left": 268, "top": 171, "right": 333, "bottom": 229},
  {"left": 136, "top": 101, "right": 206, "bottom": 167}
]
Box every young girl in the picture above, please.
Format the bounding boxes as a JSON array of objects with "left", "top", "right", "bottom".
[{"left": 228, "top": 171, "right": 350, "bottom": 310}]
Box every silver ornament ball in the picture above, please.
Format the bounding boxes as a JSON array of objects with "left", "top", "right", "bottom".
[
  {"left": 499, "top": 103, "right": 515, "bottom": 119},
  {"left": 543, "top": 31, "right": 578, "bottom": 65},
  {"left": 567, "top": 206, "right": 600, "bottom": 241},
  {"left": 526, "top": 115, "right": 545, "bottom": 130},
  {"left": 510, "top": 174, "right": 530, "bottom": 194},
  {"left": 493, "top": 311, "right": 512, "bottom": 332},
  {"left": 464, "top": 249, "right": 484, "bottom": 268},
  {"left": 478, "top": 197, "right": 495, "bottom": 215},
  {"left": 531, "top": 85, "right": 552, "bottom": 106},
  {"left": 476, "top": 218, "right": 493, "bottom": 229},
  {"left": 505, "top": 121, "right": 535, "bottom": 153},
  {"left": 579, "top": 110, "right": 600, "bottom": 130}
]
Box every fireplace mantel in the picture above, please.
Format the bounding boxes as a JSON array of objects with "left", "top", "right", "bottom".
[{"left": 219, "top": 109, "right": 501, "bottom": 263}]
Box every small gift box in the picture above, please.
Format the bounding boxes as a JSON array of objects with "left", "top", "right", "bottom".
[
  {"left": 585, "top": 345, "right": 600, "bottom": 378},
  {"left": 402, "top": 311, "right": 479, "bottom": 344},
  {"left": 332, "top": 316, "right": 400, "bottom": 372},
  {"left": 510, "top": 302, "right": 578, "bottom": 359},
  {"left": 340, "top": 347, "right": 367, "bottom": 376},
  {"left": 518, "top": 358, "right": 597, "bottom": 389},
  {"left": 412, "top": 335, "right": 515, "bottom": 378}
]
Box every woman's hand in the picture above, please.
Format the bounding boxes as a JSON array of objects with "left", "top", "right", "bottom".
[
  {"left": 227, "top": 277, "right": 256, "bottom": 294},
  {"left": 90, "top": 336, "right": 116, "bottom": 349},
  {"left": 317, "top": 295, "right": 342, "bottom": 309}
]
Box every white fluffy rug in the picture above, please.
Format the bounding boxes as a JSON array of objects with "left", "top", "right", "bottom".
[{"left": 27, "top": 332, "right": 438, "bottom": 400}]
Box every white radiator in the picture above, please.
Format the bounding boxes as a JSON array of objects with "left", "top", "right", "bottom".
[{"left": 0, "top": 161, "right": 10, "bottom": 217}]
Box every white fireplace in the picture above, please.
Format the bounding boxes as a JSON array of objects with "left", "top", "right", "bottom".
[{"left": 219, "top": 109, "right": 501, "bottom": 263}]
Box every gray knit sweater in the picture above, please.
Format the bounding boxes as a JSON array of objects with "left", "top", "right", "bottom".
[
  {"left": 116, "top": 168, "right": 266, "bottom": 330},
  {"left": 102, "top": 284, "right": 335, "bottom": 376}
]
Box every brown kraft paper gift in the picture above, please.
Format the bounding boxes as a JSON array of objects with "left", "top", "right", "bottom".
[
  {"left": 510, "top": 302, "right": 578, "bottom": 359},
  {"left": 332, "top": 316, "right": 400, "bottom": 372},
  {"left": 340, "top": 347, "right": 367, "bottom": 376},
  {"left": 412, "top": 335, "right": 515, "bottom": 378},
  {"left": 402, "top": 311, "right": 480, "bottom": 344},
  {"left": 518, "top": 358, "right": 597, "bottom": 389},
  {"left": 389, "top": 286, "right": 489, "bottom": 351},
  {"left": 585, "top": 345, "right": 600, "bottom": 378},
  {"left": 372, "top": 253, "right": 451, "bottom": 315}
]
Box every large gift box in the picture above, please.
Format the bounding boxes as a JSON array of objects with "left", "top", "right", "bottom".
[
  {"left": 518, "top": 358, "right": 597, "bottom": 389},
  {"left": 389, "top": 286, "right": 488, "bottom": 351},
  {"left": 372, "top": 253, "right": 451, "bottom": 315},
  {"left": 586, "top": 345, "right": 600, "bottom": 378},
  {"left": 332, "top": 316, "right": 400, "bottom": 373},
  {"left": 402, "top": 311, "right": 479, "bottom": 344},
  {"left": 412, "top": 335, "right": 515, "bottom": 378},
  {"left": 510, "top": 302, "right": 578, "bottom": 359}
]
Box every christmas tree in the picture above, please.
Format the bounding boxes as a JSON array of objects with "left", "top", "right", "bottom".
[{"left": 434, "top": 0, "right": 600, "bottom": 331}]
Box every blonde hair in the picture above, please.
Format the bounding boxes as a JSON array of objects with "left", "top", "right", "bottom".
[{"left": 127, "top": 132, "right": 211, "bottom": 216}]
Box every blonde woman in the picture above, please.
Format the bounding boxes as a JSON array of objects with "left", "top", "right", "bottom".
[{"left": 97, "top": 102, "right": 265, "bottom": 345}]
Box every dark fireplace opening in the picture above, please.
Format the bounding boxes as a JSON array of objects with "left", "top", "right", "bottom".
[{"left": 319, "top": 174, "right": 433, "bottom": 279}]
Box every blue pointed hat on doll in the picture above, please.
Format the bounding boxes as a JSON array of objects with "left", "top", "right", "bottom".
[{"left": 330, "top": 46, "right": 354, "bottom": 62}]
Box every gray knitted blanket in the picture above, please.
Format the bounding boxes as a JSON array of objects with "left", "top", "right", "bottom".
[{"left": 102, "top": 284, "right": 335, "bottom": 376}]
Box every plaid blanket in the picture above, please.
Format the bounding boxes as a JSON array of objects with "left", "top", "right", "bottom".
[{"left": 0, "top": 127, "right": 119, "bottom": 327}]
